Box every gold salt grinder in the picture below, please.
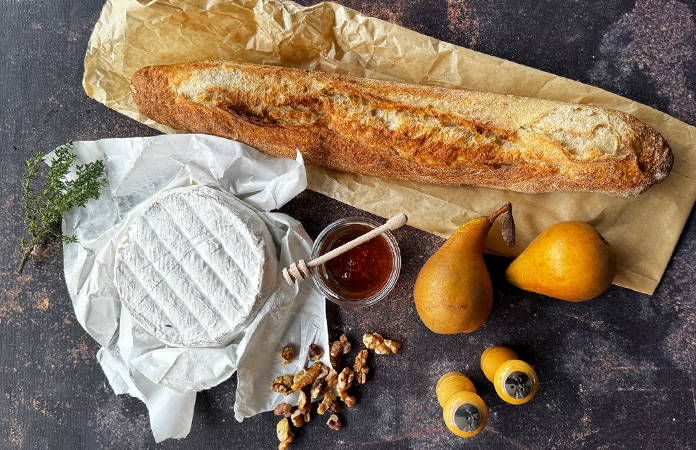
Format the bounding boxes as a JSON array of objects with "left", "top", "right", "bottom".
[
  {"left": 436, "top": 372, "right": 488, "bottom": 438},
  {"left": 480, "top": 345, "right": 538, "bottom": 405}
]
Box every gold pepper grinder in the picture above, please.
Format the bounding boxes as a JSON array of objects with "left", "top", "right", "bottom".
[
  {"left": 481, "top": 345, "right": 538, "bottom": 405},
  {"left": 436, "top": 372, "right": 488, "bottom": 438}
]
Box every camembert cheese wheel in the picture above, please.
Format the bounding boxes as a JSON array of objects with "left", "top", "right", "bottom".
[{"left": 115, "top": 185, "right": 277, "bottom": 347}]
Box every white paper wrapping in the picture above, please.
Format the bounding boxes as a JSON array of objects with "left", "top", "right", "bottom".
[{"left": 59, "top": 134, "right": 331, "bottom": 442}]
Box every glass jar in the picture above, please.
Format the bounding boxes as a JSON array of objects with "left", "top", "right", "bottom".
[{"left": 311, "top": 217, "right": 401, "bottom": 307}]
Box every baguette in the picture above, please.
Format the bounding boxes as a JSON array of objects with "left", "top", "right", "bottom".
[{"left": 130, "top": 61, "right": 673, "bottom": 197}]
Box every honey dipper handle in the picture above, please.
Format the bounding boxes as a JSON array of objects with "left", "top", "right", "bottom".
[{"left": 307, "top": 213, "right": 408, "bottom": 268}]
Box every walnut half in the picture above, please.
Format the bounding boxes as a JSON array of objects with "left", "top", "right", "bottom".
[
  {"left": 297, "top": 385, "right": 312, "bottom": 423},
  {"left": 274, "top": 403, "right": 293, "bottom": 417},
  {"left": 336, "top": 368, "right": 356, "bottom": 407},
  {"left": 310, "top": 365, "right": 331, "bottom": 399},
  {"left": 272, "top": 375, "right": 294, "bottom": 396},
  {"left": 290, "top": 409, "right": 305, "bottom": 428},
  {"left": 329, "top": 335, "right": 351, "bottom": 371},
  {"left": 325, "top": 368, "right": 338, "bottom": 390},
  {"left": 363, "top": 333, "right": 401, "bottom": 355},
  {"left": 336, "top": 368, "right": 354, "bottom": 394},
  {"left": 330, "top": 334, "right": 352, "bottom": 357},
  {"left": 342, "top": 394, "right": 356, "bottom": 408},
  {"left": 317, "top": 392, "right": 337, "bottom": 415},
  {"left": 327, "top": 414, "right": 342, "bottom": 430},
  {"left": 308, "top": 343, "right": 324, "bottom": 361},
  {"left": 277, "top": 418, "right": 294, "bottom": 450},
  {"left": 291, "top": 362, "right": 323, "bottom": 391},
  {"left": 279, "top": 346, "right": 295, "bottom": 366},
  {"left": 354, "top": 350, "right": 369, "bottom": 384}
]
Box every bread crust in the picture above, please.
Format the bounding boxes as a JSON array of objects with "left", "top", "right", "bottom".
[{"left": 130, "top": 61, "right": 673, "bottom": 197}]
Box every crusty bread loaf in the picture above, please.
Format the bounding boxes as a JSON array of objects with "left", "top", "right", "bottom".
[{"left": 130, "top": 61, "right": 673, "bottom": 197}]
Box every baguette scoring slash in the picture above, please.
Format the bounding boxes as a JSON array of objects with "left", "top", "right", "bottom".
[{"left": 130, "top": 61, "right": 673, "bottom": 197}]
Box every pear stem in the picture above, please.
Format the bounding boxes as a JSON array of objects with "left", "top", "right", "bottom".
[{"left": 488, "top": 203, "right": 511, "bottom": 223}]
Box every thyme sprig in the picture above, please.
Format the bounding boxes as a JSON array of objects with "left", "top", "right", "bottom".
[{"left": 18, "top": 142, "right": 106, "bottom": 273}]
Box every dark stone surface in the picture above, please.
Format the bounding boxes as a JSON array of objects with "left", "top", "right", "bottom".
[{"left": 1, "top": 0, "right": 695, "bottom": 448}]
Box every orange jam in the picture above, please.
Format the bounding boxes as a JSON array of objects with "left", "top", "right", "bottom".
[{"left": 318, "top": 224, "right": 393, "bottom": 300}]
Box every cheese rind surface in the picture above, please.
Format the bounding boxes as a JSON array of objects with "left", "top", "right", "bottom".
[{"left": 115, "top": 185, "right": 276, "bottom": 347}]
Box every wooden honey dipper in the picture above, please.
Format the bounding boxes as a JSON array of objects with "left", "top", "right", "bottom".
[{"left": 283, "top": 213, "right": 408, "bottom": 285}]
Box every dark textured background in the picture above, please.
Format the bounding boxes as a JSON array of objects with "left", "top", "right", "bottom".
[{"left": 2, "top": 0, "right": 696, "bottom": 448}]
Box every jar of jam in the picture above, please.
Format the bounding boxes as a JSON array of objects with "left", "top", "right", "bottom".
[{"left": 311, "top": 217, "right": 401, "bottom": 307}]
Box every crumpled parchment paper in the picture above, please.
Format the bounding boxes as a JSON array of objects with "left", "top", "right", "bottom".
[
  {"left": 82, "top": 0, "right": 696, "bottom": 294},
  {"left": 59, "top": 134, "right": 330, "bottom": 442}
]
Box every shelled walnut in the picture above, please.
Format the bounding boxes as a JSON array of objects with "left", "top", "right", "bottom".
[
  {"left": 272, "top": 375, "right": 294, "bottom": 395},
  {"left": 290, "top": 409, "right": 305, "bottom": 427},
  {"left": 297, "top": 386, "right": 312, "bottom": 421},
  {"left": 274, "top": 403, "right": 293, "bottom": 417},
  {"left": 291, "top": 362, "right": 323, "bottom": 391},
  {"left": 277, "top": 418, "right": 294, "bottom": 450},
  {"left": 329, "top": 334, "right": 351, "bottom": 370},
  {"left": 336, "top": 368, "right": 354, "bottom": 394},
  {"left": 327, "top": 414, "right": 342, "bottom": 430},
  {"left": 354, "top": 350, "right": 369, "bottom": 384},
  {"left": 308, "top": 343, "right": 323, "bottom": 361},
  {"left": 336, "top": 367, "right": 356, "bottom": 406},
  {"left": 317, "top": 392, "right": 338, "bottom": 415},
  {"left": 279, "top": 346, "right": 294, "bottom": 365},
  {"left": 325, "top": 368, "right": 338, "bottom": 390},
  {"left": 330, "top": 334, "right": 351, "bottom": 358},
  {"left": 342, "top": 394, "right": 356, "bottom": 408},
  {"left": 327, "top": 401, "right": 341, "bottom": 414},
  {"left": 310, "top": 365, "right": 331, "bottom": 398},
  {"left": 363, "top": 333, "right": 401, "bottom": 355}
]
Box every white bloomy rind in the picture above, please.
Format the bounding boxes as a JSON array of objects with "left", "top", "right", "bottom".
[{"left": 115, "top": 185, "right": 277, "bottom": 347}]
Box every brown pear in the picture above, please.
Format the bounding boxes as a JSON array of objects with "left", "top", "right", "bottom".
[
  {"left": 505, "top": 222, "right": 617, "bottom": 301},
  {"left": 414, "top": 204, "right": 514, "bottom": 334}
]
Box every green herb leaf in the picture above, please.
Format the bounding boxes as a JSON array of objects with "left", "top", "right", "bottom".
[{"left": 17, "top": 142, "right": 106, "bottom": 273}]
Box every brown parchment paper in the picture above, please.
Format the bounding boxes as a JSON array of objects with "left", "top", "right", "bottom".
[{"left": 83, "top": 0, "right": 696, "bottom": 295}]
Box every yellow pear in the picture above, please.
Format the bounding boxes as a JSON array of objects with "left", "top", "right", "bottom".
[
  {"left": 414, "top": 204, "right": 514, "bottom": 334},
  {"left": 505, "top": 222, "right": 617, "bottom": 301}
]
